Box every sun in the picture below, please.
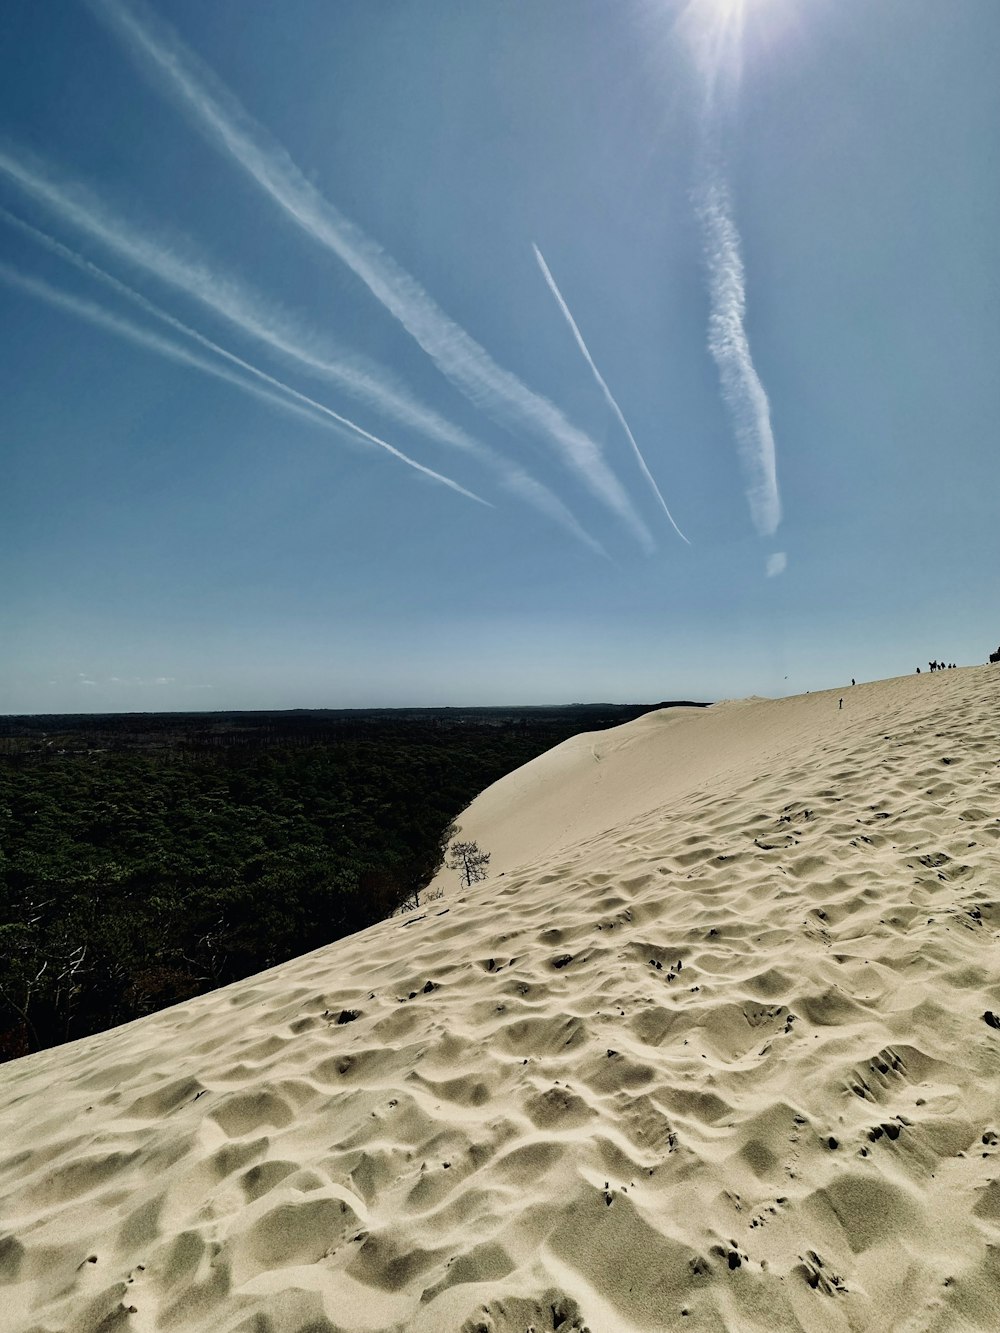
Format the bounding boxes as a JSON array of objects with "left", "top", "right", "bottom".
[
  {"left": 698, "top": 0, "right": 780, "bottom": 23},
  {"left": 666, "top": 0, "right": 799, "bottom": 103},
  {"left": 677, "top": 0, "right": 790, "bottom": 96}
]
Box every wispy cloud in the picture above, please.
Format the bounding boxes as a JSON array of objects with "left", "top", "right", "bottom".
[
  {"left": 765, "top": 550, "right": 787, "bottom": 578},
  {"left": 0, "top": 150, "right": 602, "bottom": 551},
  {"left": 0, "top": 256, "right": 489, "bottom": 505},
  {"left": 0, "top": 143, "right": 473, "bottom": 456},
  {"left": 109, "top": 675, "right": 175, "bottom": 686},
  {"left": 681, "top": 2, "right": 781, "bottom": 544},
  {"left": 88, "top": 0, "right": 653, "bottom": 550},
  {"left": 498, "top": 469, "right": 606, "bottom": 556},
  {"left": 532, "top": 244, "right": 690, "bottom": 546},
  {"left": 0, "top": 256, "right": 287, "bottom": 399},
  {"left": 697, "top": 169, "right": 780, "bottom": 537}
]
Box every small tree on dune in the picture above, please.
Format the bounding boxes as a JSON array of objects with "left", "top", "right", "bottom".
[{"left": 447, "top": 833, "right": 491, "bottom": 889}]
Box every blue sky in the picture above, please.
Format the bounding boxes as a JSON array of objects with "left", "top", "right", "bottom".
[{"left": 2, "top": 0, "right": 997, "bottom": 712}]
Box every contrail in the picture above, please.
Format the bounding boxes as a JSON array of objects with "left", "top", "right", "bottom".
[
  {"left": 0, "top": 259, "right": 321, "bottom": 422},
  {"left": 497, "top": 469, "right": 606, "bottom": 556},
  {"left": 680, "top": 1, "right": 781, "bottom": 544},
  {"left": 0, "top": 201, "right": 607, "bottom": 551},
  {"left": 532, "top": 244, "right": 690, "bottom": 546},
  {"left": 697, "top": 164, "right": 780, "bottom": 538},
  {"left": 87, "top": 0, "right": 654, "bottom": 550},
  {"left": 0, "top": 143, "right": 479, "bottom": 459},
  {"left": 0, "top": 258, "right": 488, "bottom": 505}
]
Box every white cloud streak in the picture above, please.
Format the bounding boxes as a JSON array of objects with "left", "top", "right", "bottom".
[
  {"left": 0, "top": 256, "right": 489, "bottom": 505},
  {"left": 697, "top": 170, "right": 780, "bottom": 537},
  {"left": 0, "top": 149, "right": 602, "bottom": 551},
  {"left": 532, "top": 244, "right": 690, "bottom": 546},
  {"left": 765, "top": 550, "right": 787, "bottom": 578},
  {"left": 0, "top": 143, "right": 472, "bottom": 455},
  {"left": 682, "top": 1, "right": 781, "bottom": 544},
  {"left": 109, "top": 675, "right": 175, "bottom": 686},
  {"left": 88, "top": 0, "right": 652, "bottom": 550}
]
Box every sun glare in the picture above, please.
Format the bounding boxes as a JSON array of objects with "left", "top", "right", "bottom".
[{"left": 677, "top": 0, "right": 790, "bottom": 100}]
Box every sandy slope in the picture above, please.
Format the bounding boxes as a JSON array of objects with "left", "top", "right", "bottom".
[{"left": 2, "top": 668, "right": 1000, "bottom": 1333}]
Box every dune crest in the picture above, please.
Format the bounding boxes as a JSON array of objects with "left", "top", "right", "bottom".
[{"left": 2, "top": 668, "right": 1000, "bottom": 1331}]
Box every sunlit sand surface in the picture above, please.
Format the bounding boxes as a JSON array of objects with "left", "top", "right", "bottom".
[{"left": 2, "top": 667, "right": 999, "bottom": 1331}]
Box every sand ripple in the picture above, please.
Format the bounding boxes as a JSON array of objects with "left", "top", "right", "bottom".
[{"left": 2, "top": 669, "right": 1000, "bottom": 1331}]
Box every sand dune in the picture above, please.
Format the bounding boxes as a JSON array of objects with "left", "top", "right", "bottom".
[{"left": 2, "top": 667, "right": 1000, "bottom": 1332}]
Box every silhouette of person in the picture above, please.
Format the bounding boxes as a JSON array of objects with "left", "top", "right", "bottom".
[{"left": 839, "top": 698, "right": 843, "bottom": 710}]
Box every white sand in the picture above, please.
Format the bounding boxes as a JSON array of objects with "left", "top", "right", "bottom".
[{"left": 2, "top": 667, "right": 1000, "bottom": 1332}]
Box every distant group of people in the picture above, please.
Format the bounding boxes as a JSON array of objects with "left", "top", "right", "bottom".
[{"left": 917, "top": 661, "right": 957, "bottom": 673}]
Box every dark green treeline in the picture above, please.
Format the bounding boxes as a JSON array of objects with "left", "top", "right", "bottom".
[{"left": 0, "top": 704, "right": 703, "bottom": 1061}]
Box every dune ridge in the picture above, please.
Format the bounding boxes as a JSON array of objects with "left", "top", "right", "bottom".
[{"left": 2, "top": 667, "right": 1000, "bottom": 1332}]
